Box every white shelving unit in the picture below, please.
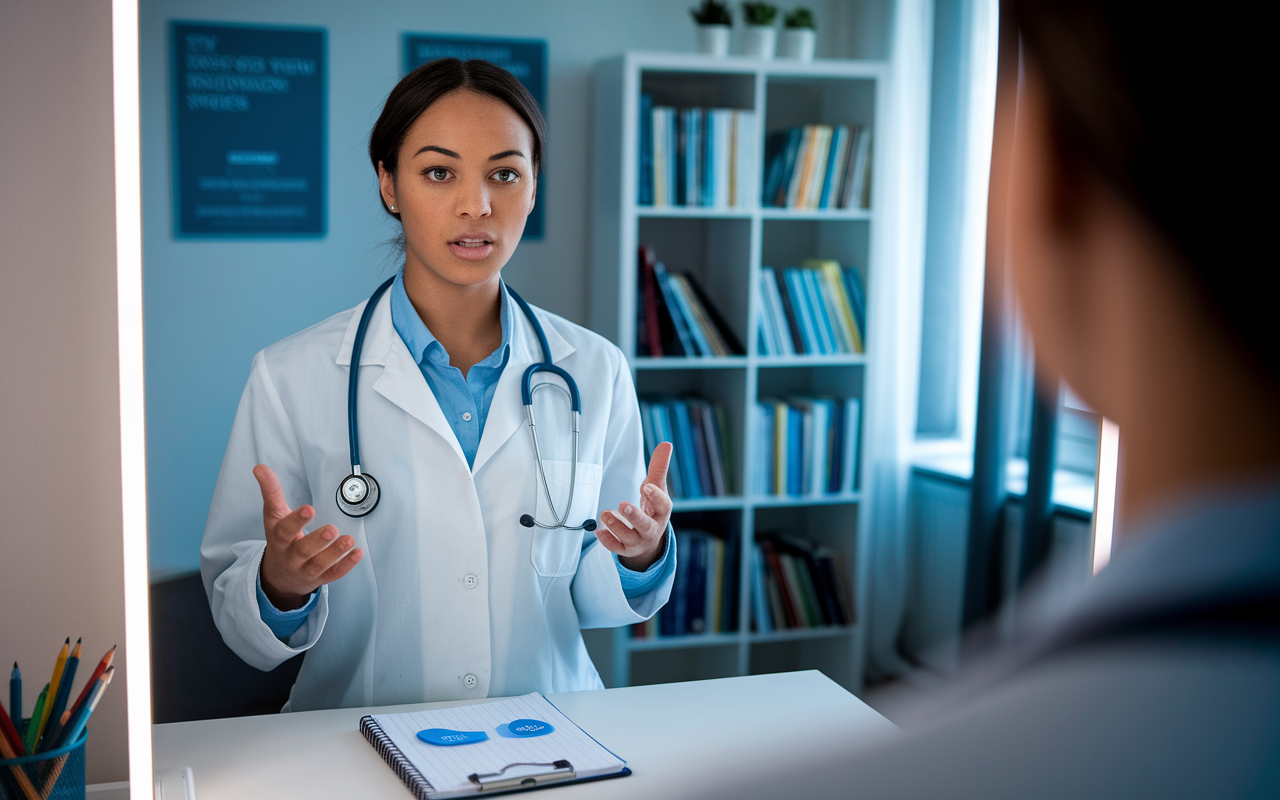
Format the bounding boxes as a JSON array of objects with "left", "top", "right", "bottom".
[{"left": 589, "top": 51, "right": 891, "bottom": 694}]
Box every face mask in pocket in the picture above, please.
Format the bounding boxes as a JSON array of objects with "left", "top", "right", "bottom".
[{"left": 530, "top": 460, "right": 603, "bottom": 577}]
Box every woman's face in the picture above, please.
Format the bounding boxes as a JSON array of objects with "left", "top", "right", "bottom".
[{"left": 379, "top": 89, "right": 536, "bottom": 289}]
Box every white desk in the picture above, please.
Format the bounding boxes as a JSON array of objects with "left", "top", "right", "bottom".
[{"left": 152, "top": 670, "right": 897, "bottom": 799}]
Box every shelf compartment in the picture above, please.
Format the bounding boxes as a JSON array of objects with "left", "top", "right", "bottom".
[
  {"left": 761, "top": 218, "right": 869, "bottom": 278},
  {"left": 638, "top": 216, "right": 752, "bottom": 356}
]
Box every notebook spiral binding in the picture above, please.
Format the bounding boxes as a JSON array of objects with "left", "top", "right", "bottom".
[{"left": 360, "top": 714, "right": 436, "bottom": 800}]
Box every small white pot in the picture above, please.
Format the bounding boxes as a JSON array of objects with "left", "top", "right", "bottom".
[
  {"left": 696, "top": 25, "right": 731, "bottom": 57},
  {"left": 778, "top": 28, "right": 816, "bottom": 61},
  {"left": 739, "top": 25, "right": 776, "bottom": 59}
]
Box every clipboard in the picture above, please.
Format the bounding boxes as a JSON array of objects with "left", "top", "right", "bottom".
[{"left": 359, "top": 693, "right": 631, "bottom": 798}]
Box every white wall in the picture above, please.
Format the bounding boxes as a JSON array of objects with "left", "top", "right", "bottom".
[
  {"left": 0, "top": 0, "right": 129, "bottom": 784},
  {"left": 140, "top": 0, "right": 891, "bottom": 577}
]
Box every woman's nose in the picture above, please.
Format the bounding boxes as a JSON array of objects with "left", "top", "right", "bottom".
[{"left": 456, "top": 178, "right": 491, "bottom": 218}]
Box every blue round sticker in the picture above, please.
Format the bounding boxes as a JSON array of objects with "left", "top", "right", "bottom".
[
  {"left": 417, "top": 728, "right": 489, "bottom": 746},
  {"left": 507, "top": 719, "right": 554, "bottom": 738}
]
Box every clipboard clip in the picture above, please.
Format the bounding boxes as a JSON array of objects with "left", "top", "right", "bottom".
[{"left": 468, "top": 760, "right": 576, "bottom": 792}]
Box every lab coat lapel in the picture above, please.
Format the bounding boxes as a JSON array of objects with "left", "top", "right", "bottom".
[
  {"left": 336, "top": 292, "right": 469, "bottom": 468},
  {"left": 472, "top": 302, "right": 575, "bottom": 475}
]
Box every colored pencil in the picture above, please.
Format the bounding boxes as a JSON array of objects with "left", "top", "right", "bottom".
[
  {"left": 33, "top": 638, "right": 69, "bottom": 748},
  {"left": 0, "top": 696, "right": 23, "bottom": 756},
  {"left": 22, "top": 684, "right": 47, "bottom": 754},
  {"left": 39, "top": 639, "right": 80, "bottom": 751},
  {"left": 65, "top": 645, "right": 113, "bottom": 724},
  {"left": 8, "top": 663, "right": 19, "bottom": 742},
  {"left": 53, "top": 667, "right": 112, "bottom": 750},
  {"left": 0, "top": 731, "right": 39, "bottom": 800}
]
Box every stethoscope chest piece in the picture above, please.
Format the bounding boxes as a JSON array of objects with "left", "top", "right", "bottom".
[{"left": 337, "top": 471, "right": 380, "bottom": 517}]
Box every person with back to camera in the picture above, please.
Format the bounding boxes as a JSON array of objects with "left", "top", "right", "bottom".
[
  {"left": 700, "top": 1, "right": 1278, "bottom": 797},
  {"left": 201, "top": 59, "right": 678, "bottom": 711}
]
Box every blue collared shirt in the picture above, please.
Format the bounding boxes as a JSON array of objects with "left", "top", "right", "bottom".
[{"left": 257, "top": 272, "right": 673, "bottom": 638}]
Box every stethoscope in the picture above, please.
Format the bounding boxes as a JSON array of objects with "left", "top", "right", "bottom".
[{"left": 336, "top": 276, "right": 597, "bottom": 534}]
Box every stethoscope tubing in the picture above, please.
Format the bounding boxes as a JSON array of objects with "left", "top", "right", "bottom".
[{"left": 341, "top": 276, "right": 592, "bottom": 531}]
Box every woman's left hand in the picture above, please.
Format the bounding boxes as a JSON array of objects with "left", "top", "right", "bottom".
[{"left": 597, "top": 441, "right": 674, "bottom": 572}]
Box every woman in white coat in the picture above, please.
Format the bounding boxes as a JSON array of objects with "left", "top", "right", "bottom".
[{"left": 201, "top": 59, "right": 676, "bottom": 712}]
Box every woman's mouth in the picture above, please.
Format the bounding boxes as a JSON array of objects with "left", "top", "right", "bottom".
[{"left": 448, "top": 235, "right": 495, "bottom": 261}]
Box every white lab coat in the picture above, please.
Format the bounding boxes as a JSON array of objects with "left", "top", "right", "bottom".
[{"left": 201, "top": 289, "right": 673, "bottom": 711}]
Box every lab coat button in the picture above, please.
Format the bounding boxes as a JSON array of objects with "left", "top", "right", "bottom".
[
  {"left": 461, "top": 470, "right": 470, "bottom": 480},
  {"left": 463, "top": 673, "right": 478, "bottom": 689},
  {"left": 463, "top": 572, "right": 479, "bottom": 589}
]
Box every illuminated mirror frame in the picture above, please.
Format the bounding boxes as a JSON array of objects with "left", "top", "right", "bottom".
[{"left": 113, "top": 0, "right": 155, "bottom": 794}]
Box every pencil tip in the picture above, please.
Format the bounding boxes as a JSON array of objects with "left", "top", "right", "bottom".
[
  {"left": 75, "top": 637, "right": 82, "bottom": 643},
  {"left": 64, "top": 637, "right": 70, "bottom": 644}
]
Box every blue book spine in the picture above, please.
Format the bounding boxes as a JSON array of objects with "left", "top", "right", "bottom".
[
  {"left": 653, "top": 402, "right": 684, "bottom": 499},
  {"left": 761, "top": 129, "right": 790, "bottom": 207},
  {"left": 784, "top": 269, "right": 819, "bottom": 355},
  {"left": 686, "top": 535, "right": 708, "bottom": 634},
  {"left": 752, "top": 544, "right": 773, "bottom": 632},
  {"left": 723, "top": 533, "right": 739, "bottom": 631},
  {"left": 818, "top": 126, "right": 844, "bottom": 209},
  {"left": 675, "top": 532, "right": 692, "bottom": 635},
  {"left": 842, "top": 266, "right": 866, "bottom": 337},
  {"left": 756, "top": 402, "right": 775, "bottom": 495},
  {"left": 639, "top": 93, "right": 654, "bottom": 205},
  {"left": 654, "top": 262, "right": 698, "bottom": 356},
  {"left": 776, "top": 128, "right": 803, "bottom": 207},
  {"left": 787, "top": 405, "right": 804, "bottom": 495},
  {"left": 671, "top": 400, "right": 704, "bottom": 497},
  {"left": 805, "top": 269, "right": 838, "bottom": 355},
  {"left": 828, "top": 399, "right": 845, "bottom": 494}
]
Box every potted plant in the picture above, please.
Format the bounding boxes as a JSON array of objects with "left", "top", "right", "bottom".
[
  {"left": 740, "top": 2, "right": 778, "bottom": 58},
  {"left": 691, "top": 0, "right": 732, "bottom": 56},
  {"left": 779, "top": 8, "right": 816, "bottom": 61}
]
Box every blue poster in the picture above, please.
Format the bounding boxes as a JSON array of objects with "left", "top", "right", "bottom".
[
  {"left": 404, "top": 33, "right": 547, "bottom": 240},
  {"left": 170, "top": 22, "right": 326, "bottom": 237}
]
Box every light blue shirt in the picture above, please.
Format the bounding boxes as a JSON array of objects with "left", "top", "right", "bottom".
[{"left": 257, "top": 272, "right": 673, "bottom": 638}]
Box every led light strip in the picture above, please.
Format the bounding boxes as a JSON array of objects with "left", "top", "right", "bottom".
[
  {"left": 112, "top": 0, "right": 155, "bottom": 793},
  {"left": 1091, "top": 417, "right": 1120, "bottom": 574}
]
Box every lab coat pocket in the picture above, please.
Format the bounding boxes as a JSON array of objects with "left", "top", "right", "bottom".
[{"left": 531, "top": 460, "right": 603, "bottom": 577}]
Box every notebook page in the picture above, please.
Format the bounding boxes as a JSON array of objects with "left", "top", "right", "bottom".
[{"left": 369, "top": 693, "right": 625, "bottom": 797}]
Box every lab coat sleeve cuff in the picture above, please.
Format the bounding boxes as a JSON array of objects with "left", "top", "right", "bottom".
[
  {"left": 256, "top": 569, "right": 319, "bottom": 640},
  {"left": 573, "top": 525, "right": 676, "bottom": 628},
  {"left": 614, "top": 523, "right": 677, "bottom": 598},
  {"left": 214, "top": 544, "right": 328, "bottom": 669}
]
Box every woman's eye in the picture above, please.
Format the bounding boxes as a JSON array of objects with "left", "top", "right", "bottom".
[
  {"left": 493, "top": 169, "right": 519, "bottom": 183},
  {"left": 426, "top": 168, "right": 450, "bottom": 181}
]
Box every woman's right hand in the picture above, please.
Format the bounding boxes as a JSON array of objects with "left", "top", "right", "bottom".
[{"left": 254, "top": 464, "right": 364, "bottom": 610}]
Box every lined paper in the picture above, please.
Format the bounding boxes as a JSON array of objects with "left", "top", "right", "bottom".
[{"left": 369, "top": 693, "right": 626, "bottom": 797}]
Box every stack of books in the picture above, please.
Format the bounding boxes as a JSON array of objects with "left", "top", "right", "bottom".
[
  {"left": 751, "top": 535, "right": 855, "bottom": 632},
  {"left": 632, "top": 529, "right": 739, "bottom": 638},
  {"left": 639, "top": 94, "right": 757, "bottom": 208},
  {"left": 639, "top": 396, "right": 734, "bottom": 500},
  {"left": 637, "top": 245, "right": 744, "bottom": 358},
  {"left": 758, "top": 259, "right": 866, "bottom": 356},
  {"left": 761, "top": 124, "right": 871, "bottom": 210},
  {"left": 752, "top": 397, "right": 860, "bottom": 497}
]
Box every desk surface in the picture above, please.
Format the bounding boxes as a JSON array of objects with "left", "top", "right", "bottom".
[{"left": 153, "top": 670, "right": 897, "bottom": 799}]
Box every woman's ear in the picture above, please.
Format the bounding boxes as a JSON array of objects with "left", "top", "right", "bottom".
[
  {"left": 525, "top": 176, "right": 537, "bottom": 217},
  {"left": 377, "top": 161, "right": 397, "bottom": 212}
]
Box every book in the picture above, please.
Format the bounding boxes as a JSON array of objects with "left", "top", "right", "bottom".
[
  {"left": 360, "top": 693, "right": 628, "bottom": 798},
  {"left": 638, "top": 93, "right": 654, "bottom": 206},
  {"left": 756, "top": 396, "right": 861, "bottom": 497}
]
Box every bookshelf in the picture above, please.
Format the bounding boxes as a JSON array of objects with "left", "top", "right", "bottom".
[{"left": 590, "top": 51, "right": 889, "bottom": 694}]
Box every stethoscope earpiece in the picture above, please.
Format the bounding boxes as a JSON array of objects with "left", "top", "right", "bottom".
[{"left": 519, "top": 514, "right": 535, "bottom": 528}]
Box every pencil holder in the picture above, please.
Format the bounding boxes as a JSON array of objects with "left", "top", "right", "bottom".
[{"left": 0, "top": 723, "right": 86, "bottom": 800}]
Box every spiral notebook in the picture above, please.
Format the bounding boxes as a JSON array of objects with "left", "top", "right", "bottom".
[{"left": 359, "top": 693, "right": 630, "bottom": 798}]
